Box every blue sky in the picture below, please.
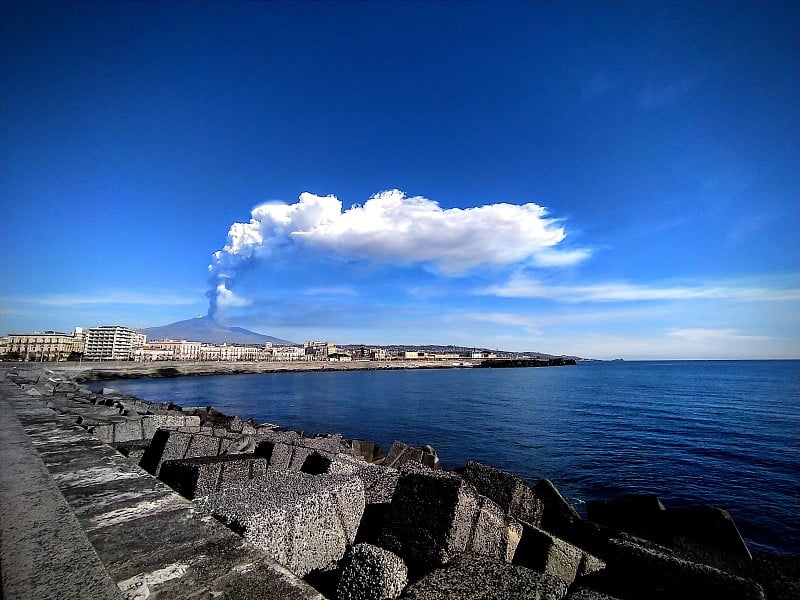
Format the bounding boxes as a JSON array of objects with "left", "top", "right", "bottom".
[{"left": 1, "top": 1, "right": 798, "bottom": 359}]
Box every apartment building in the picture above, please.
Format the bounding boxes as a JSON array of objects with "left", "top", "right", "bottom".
[
  {"left": 303, "top": 341, "right": 338, "bottom": 361},
  {"left": 84, "top": 326, "right": 146, "bottom": 361}
]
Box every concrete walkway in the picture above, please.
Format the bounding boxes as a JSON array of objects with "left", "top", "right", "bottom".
[
  {"left": 0, "top": 376, "right": 324, "bottom": 599},
  {"left": 0, "top": 391, "right": 123, "bottom": 600}
]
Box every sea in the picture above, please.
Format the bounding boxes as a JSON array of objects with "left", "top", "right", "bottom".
[{"left": 94, "top": 359, "right": 800, "bottom": 556}]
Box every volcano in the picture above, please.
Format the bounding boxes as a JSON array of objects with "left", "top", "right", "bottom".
[{"left": 142, "top": 317, "right": 295, "bottom": 345}]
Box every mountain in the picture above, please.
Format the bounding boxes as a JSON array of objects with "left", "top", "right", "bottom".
[{"left": 142, "top": 317, "right": 295, "bottom": 346}]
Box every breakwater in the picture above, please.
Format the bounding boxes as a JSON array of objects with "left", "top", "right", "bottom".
[{"left": 1, "top": 364, "right": 797, "bottom": 600}]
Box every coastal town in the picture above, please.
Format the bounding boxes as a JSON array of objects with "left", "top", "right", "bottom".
[{"left": 0, "top": 325, "right": 508, "bottom": 364}]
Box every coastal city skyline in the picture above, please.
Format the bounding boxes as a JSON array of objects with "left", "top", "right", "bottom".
[{"left": 1, "top": 2, "right": 798, "bottom": 360}]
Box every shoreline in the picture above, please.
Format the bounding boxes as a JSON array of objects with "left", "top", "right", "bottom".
[{"left": 33, "top": 358, "right": 479, "bottom": 382}]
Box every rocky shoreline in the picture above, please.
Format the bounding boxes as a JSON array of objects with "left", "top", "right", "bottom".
[{"left": 1, "top": 364, "right": 797, "bottom": 600}]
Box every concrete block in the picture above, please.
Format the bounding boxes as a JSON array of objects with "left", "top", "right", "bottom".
[
  {"left": 225, "top": 434, "right": 257, "bottom": 454},
  {"left": 197, "top": 471, "right": 365, "bottom": 577},
  {"left": 462, "top": 461, "right": 543, "bottom": 525},
  {"left": 380, "top": 470, "right": 522, "bottom": 570},
  {"left": 140, "top": 429, "right": 235, "bottom": 476},
  {"left": 159, "top": 454, "right": 269, "bottom": 499},
  {"left": 337, "top": 543, "right": 408, "bottom": 600},
  {"left": 350, "top": 439, "right": 384, "bottom": 463},
  {"left": 303, "top": 452, "right": 399, "bottom": 504},
  {"left": 112, "top": 440, "right": 151, "bottom": 465},
  {"left": 142, "top": 415, "right": 158, "bottom": 440},
  {"left": 227, "top": 415, "right": 245, "bottom": 432},
  {"left": 566, "top": 588, "right": 624, "bottom": 600},
  {"left": 385, "top": 441, "right": 441, "bottom": 470},
  {"left": 152, "top": 413, "right": 201, "bottom": 431},
  {"left": 513, "top": 522, "right": 586, "bottom": 584},
  {"left": 255, "top": 438, "right": 314, "bottom": 472},
  {"left": 112, "top": 419, "right": 146, "bottom": 443},
  {"left": 399, "top": 553, "right": 569, "bottom": 600}
]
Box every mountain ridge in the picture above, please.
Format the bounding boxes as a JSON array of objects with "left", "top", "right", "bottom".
[{"left": 142, "top": 317, "right": 295, "bottom": 346}]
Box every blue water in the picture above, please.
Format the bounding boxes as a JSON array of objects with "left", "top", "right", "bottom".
[{"left": 95, "top": 360, "right": 800, "bottom": 556}]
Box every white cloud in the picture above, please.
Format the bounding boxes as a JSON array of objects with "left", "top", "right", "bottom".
[
  {"left": 210, "top": 189, "right": 587, "bottom": 276},
  {"left": 484, "top": 275, "right": 800, "bottom": 303}
]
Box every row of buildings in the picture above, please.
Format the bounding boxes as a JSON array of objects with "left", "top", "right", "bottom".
[
  {"left": 1, "top": 326, "right": 145, "bottom": 362},
  {"left": 1, "top": 326, "right": 486, "bottom": 363}
]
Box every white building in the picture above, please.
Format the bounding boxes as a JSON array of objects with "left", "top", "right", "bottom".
[
  {"left": 271, "top": 346, "right": 306, "bottom": 361},
  {"left": 140, "top": 339, "right": 203, "bottom": 361},
  {"left": 84, "top": 326, "right": 146, "bottom": 361},
  {"left": 5, "top": 328, "right": 85, "bottom": 362}
]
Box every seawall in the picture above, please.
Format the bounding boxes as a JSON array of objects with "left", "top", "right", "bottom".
[{"left": 1, "top": 364, "right": 797, "bottom": 600}]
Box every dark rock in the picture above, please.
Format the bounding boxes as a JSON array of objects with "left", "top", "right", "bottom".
[
  {"left": 355, "top": 503, "right": 393, "bottom": 546},
  {"left": 337, "top": 543, "right": 408, "bottom": 600},
  {"left": 603, "top": 538, "right": 766, "bottom": 600},
  {"left": 661, "top": 506, "right": 752, "bottom": 561},
  {"left": 587, "top": 498, "right": 753, "bottom": 570},
  {"left": 399, "top": 553, "right": 569, "bottom": 600},
  {"left": 586, "top": 494, "right": 665, "bottom": 539},
  {"left": 534, "top": 479, "right": 582, "bottom": 532},
  {"left": 751, "top": 551, "right": 800, "bottom": 600},
  {"left": 462, "top": 461, "right": 543, "bottom": 525},
  {"left": 159, "top": 454, "right": 269, "bottom": 499},
  {"left": 379, "top": 469, "right": 522, "bottom": 572},
  {"left": 513, "top": 522, "right": 601, "bottom": 584}
]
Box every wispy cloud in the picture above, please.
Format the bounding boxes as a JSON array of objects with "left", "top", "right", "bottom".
[
  {"left": 665, "top": 328, "right": 775, "bottom": 343},
  {"left": 483, "top": 275, "right": 800, "bottom": 303},
  {"left": 582, "top": 74, "right": 617, "bottom": 99},
  {"left": 6, "top": 291, "right": 200, "bottom": 307},
  {"left": 303, "top": 287, "right": 359, "bottom": 297},
  {"left": 531, "top": 249, "right": 592, "bottom": 267},
  {"left": 638, "top": 78, "right": 695, "bottom": 109}
]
